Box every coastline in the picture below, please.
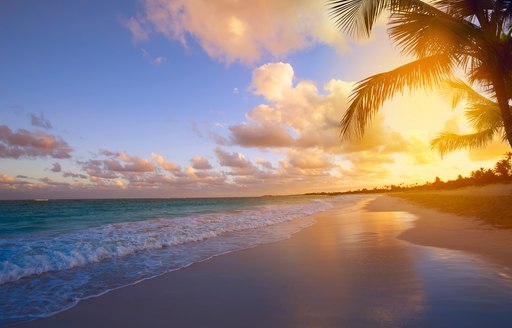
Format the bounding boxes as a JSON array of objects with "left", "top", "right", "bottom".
[
  {"left": 11, "top": 194, "right": 512, "bottom": 327},
  {"left": 366, "top": 186, "right": 512, "bottom": 269}
]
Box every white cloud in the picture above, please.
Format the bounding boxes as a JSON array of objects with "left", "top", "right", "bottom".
[{"left": 128, "top": 0, "right": 347, "bottom": 64}]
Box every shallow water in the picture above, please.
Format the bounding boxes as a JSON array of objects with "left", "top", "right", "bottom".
[{"left": 0, "top": 195, "right": 339, "bottom": 325}]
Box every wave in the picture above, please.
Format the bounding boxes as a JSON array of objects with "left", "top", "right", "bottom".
[{"left": 0, "top": 200, "right": 332, "bottom": 285}]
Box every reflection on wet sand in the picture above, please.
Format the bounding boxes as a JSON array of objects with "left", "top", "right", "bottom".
[{"left": 276, "top": 199, "right": 427, "bottom": 327}]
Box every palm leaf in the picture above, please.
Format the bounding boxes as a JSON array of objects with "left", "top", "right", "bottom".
[
  {"left": 439, "top": 78, "right": 496, "bottom": 108},
  {"left": 430, "top": 129, "right": 499, "bottom": 156},
  {"left": 340, "top": 54, "right": 454, "bottom": 137},
  {"left": 327, "top": 0, "right": 438, "bottom": 38},
  {"left": 327, "top": 0, "right": 389, "bottom": 38},
  {"left": 465, "top": 106, "right": 504, "bottom": 130},
  {"left": 388, "top": 6, "right": 484, "bottom": 60}
]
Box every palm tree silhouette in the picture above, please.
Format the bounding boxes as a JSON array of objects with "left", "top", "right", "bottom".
[
  {"left": 328, "top": 0, "right": 512, "bottom": 149},
  {"left": 431, "top": 78, "right": 508, "bottom": 155}
]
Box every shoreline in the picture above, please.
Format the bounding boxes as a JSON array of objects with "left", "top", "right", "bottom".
[
  {"left": 11, "top": 194, "right": 512, "bottom": 327},
  {"left": 366, "top": 191, "right": 512, "bottom": 269}
]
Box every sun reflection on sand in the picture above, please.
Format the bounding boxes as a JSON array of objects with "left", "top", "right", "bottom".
[{"left": 270, "top": 197, "right": 428, "bottom": 326}]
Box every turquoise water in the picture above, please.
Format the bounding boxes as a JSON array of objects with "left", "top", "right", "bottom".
[
  {"left": 0, "top": 195, "right": 337, "bottom": 325},
  {"left": 0, "top": 197, "right": 316, "bottom": 236}
]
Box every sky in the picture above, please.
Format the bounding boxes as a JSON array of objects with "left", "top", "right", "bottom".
[{"left": 0, "top": 0, "right": 510, "bottom": 199}]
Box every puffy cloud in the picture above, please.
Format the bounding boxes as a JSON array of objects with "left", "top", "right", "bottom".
[
  {"left": 226, "top": 62, "right": 410, "bottom": 156},
  {"left": 287, "top": 148, "right": 333, "bottom": 170},
  {"left": 229, "top": 122, "right": 295, "bottom": 148},
  {"left": 128, "top": 0, "right": 346, "bottom": 64},
  {"left": 215, "top": 147, "right": 252, "bottom": 169},
  {"left": 251, "top": 62, "right": 294, "bottom": 101},
  {"left": 105, "top": 152, "right": 155, "bottom": 172},
  {"left": 214, "top": 147, "right": 262, "bottom": 177},
  {"left": 256, "top": 158, "right": 274, "bottom": 170},
  {"left": 0, "top": 125, "right": 72, "bottom": 159},
  {"left": 81, "top": 151, "right": 156, "bottom": 184},
  {"left": 29, "top": 112, "right": 52, "bottom": 129},
  {"left": 151, "top": 153, "right": 181, "bottom": 172},
  {"left": 190, "top": 156, "right": 212, "bottom": 170},
  {"left": 50, "top": 162, "right": 62, "bottom": 173}
]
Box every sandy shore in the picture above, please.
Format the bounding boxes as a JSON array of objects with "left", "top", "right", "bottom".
[
  {"left": 367, "top": 185, "right": 512, "bottom": 268},
  {"left": 12, "top": 194, "right": 512, "bottom": 327}
]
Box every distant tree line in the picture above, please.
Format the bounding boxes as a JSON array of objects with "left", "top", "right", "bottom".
[{"left": 306, "top": 153, "right": 512, "bottom": 196}]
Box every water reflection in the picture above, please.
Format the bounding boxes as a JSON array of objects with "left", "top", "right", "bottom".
[{"left": 276, "top": 197, "right": 512, "bottom": 327}]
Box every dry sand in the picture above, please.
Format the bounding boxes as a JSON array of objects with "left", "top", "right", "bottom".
[
  {"left": 367, "top": 184, "right": 512, "bottom": 268},
  {"left": 12, "top": 190, "right": 512, "bottom": 328}
]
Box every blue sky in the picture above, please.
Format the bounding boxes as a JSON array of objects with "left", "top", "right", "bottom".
[{"left": 0, "top": 0, "right": 508, "bottom": 199}]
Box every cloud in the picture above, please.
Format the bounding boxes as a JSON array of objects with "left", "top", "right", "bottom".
[
  {"left": 191, "top": 156, "right": 212, "bottom": 170},
  {"left": 287, "top": 148, "right": 333, "bottom": 170},
  {"left": 126, "top": 16, "right": 151, "bottom": 42},
  {"left": 29, "top": 112, "right": 52, "bottom": 129},
  {"left": 81, "top": 151, "right": 156, "bottom": 184},
  {"left": 226, "top": 62, "right": 411, "bottom": 156},
  {"left": 215, "top": 147, "right": 251, "bottom": 169},
  {"left": 50, "top": 162, "right": 62, "bottom": 173},
  {"left": 105, "top": 152, "right": 155, "bottom": 173},
  {"left": 141, "top": 48, "right": 167, "bottom": 65},
  {"left": 0, "top": 125, "right": 72, "bottom": 159},
  {"left": 63, "top": 172, "right": 88, "bottom": 179},
  {"left": 128, "top": 0, "right": 346, "bottom": 64},
  {"left": 256, "top": 158, "right": 274, "bottom": 170},
  {"left": 151, "top": 153, "right": 181, "bottom": 172},
  {"left": 251, "top": 62, "right": 294, "bottom": 101},
  {"left": 229, "top": 122, "right": 295, "bottom": 148},
  {"left": 0, "top": 174, "right": 30, "bottom": 187},
  {"left": 152, "top": 56, "right": 167, "bottom": 65}
]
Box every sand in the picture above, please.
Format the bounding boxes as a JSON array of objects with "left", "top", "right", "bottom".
[
  {"left": 11, "top": 191, "right": 512, "bottom": 328},
  {"left": 367, "top": 184, "right": 512, "bottom": 268}
]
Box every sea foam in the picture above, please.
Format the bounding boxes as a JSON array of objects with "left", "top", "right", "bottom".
[{"left": 0, "top": 200, "right": 331, "bottom": 285}]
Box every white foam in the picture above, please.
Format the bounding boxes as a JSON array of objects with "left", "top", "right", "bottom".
[{"left": 0, "top": 200, "right": 332, "bottom": 285}]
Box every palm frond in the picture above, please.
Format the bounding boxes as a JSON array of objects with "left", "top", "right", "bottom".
[
  {"left": 326, "top": 0, "right": 438, "bottom": 38},
  {"left": 434, "top": 0, "right": 495, "bottom": 20},
  {"left": 388, "top": 6, "right": 484, "bottom": 60},
  {"left": 465, "top": 106, "right": 504, "bottom": 130},
  {"left": 439, "top": 78, "right": 496, "bottom": 108},
  {"left": 430, "top": 128, "right": 498, "bottom": 156},
  {"left": 327, "top": 0, "right": 389, "bottom": 38},
  {"left": 341, "top": 54, "right": 454, "bottom": 138}
]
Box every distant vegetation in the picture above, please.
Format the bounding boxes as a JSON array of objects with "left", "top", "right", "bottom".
[{"left": 307, "top": 152, "right": 512, "bottom": 196}]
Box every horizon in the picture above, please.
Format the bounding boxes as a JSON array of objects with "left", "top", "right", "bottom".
[{"left": 1, "top": 0, "right": 510, "bottom": 200}]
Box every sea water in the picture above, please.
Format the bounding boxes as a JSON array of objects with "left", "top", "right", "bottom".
[{"left": 0, "top": 195, "right": 341, "bottom": 325}]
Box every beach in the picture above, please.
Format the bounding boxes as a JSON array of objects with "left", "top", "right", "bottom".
[{"left": 12, "top": 188, "right": 512, "bottom": 328}]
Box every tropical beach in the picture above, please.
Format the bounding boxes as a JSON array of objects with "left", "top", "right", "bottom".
[
  {"left": 11, "top": 186, "right": 512, "bottom": 327},
  {"left": 2, "top": 0, "right": 512, "bottom": 326}
]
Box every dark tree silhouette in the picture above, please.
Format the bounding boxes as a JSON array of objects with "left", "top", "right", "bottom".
[{"left": 328, "top": 0, "right": 512, "bottom": 149}]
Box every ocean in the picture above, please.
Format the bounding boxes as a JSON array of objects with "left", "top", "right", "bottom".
[{"left": 0, "top": 195, "right": 342, "bottom": 325}]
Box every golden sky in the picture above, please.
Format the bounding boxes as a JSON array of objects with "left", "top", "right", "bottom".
[{"left": 0, "top": 0, "right": 509, "bottom": 199}]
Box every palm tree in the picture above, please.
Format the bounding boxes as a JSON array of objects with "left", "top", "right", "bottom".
[
  {"left": 328, "top": 0, "right": 512, "bottom": 149},
  {"left": 431, "top": 78, "right": 507, "bottom": 155}
]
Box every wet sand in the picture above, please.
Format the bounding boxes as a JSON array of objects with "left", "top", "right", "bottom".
[
  {"left": 367, "top": 185, "right": 512, "bottom": 268},
  {"left": 13, "top": 196, "right": 512, "bottom": 328}
]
